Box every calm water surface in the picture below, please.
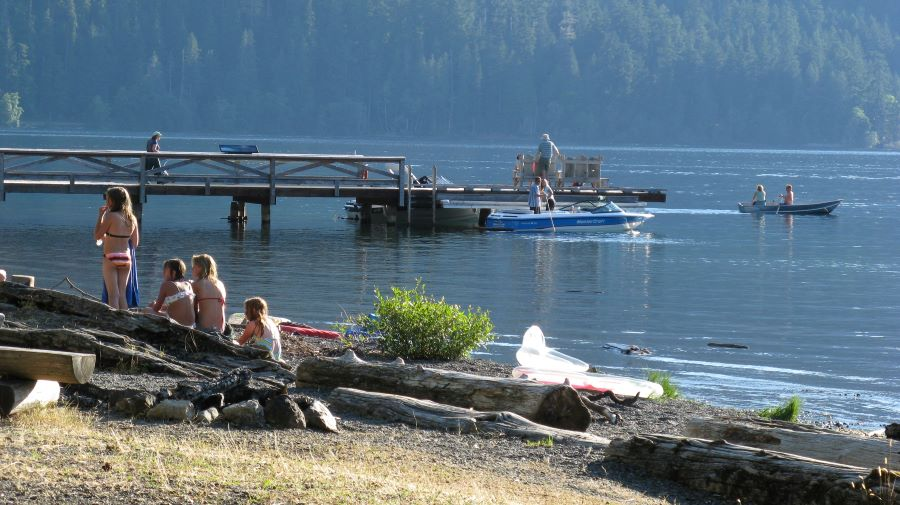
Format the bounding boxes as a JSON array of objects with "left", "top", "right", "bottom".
[{"left": 1, "top": 131, "right": 898, "bottom": 427}]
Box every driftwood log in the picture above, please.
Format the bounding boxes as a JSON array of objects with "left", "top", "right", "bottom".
[
  {"left": 605, "top": 434, "right": 896, "bottom": 505},
  {"left": 0, "top": 345, "right": 96, "bottom": 384},
  {"left": 686, "top": 416, "right": 900, "bottom": 470},
  {"left": 329, "top": 387, "right": 609, "bottom": 448},
  {"left": 296, "top": 351, "right": 591, "bottom": 431},
  {"left": 0, "top": 283, "right": 293, "bottom": 382},
  {"left": 0, "top": 379, "right": 60, "bottom": 416}
]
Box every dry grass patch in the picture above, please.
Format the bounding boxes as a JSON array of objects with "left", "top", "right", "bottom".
[{"left": 0, "top": 406, "right": 667, "bottom": 504}]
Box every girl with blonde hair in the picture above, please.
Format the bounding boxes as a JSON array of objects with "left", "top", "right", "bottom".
[
  {"left": 236, "top": 297, "right": 282, "bottom": 361},
  {"left": 94, "top": 187, "right": 139, "bottom": 309},
  {"left": 191, "top": 253, "right": 227, "bottom": 333}
]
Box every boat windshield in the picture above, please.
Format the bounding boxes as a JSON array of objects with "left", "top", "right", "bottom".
[{"left": 562, "top": 199, "right": 623, "bottom": 214}]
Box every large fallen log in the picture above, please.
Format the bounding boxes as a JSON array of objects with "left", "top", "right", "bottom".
[
  {"left": 0, "top": 283, "right": 279, "bottom": 363},
  {"left": 0, "top": 379, "right": 60, "bottom": 416},
  {"left": 0, "top": 345, "right": 96, "bottom": 384},
  {"left": 0, "top": 283, "right": 293, "bottom": 381},
  {"left": 685, "top": 416, "right": 900, "bottom": 470},
  {"left": 605, "top": 434, "right": 897, "bottom": 505},
  {"left": 329, "top": 387, "right": 609, "bottom": 449},
  {"left": 296, "top": 351, "right": 591, "bottom": 431}
]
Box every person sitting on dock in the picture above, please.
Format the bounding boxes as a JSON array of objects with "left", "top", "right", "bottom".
[
  {"left": 534, "top": 133, "right": 561, "bottom": 180},
  {"left": 191, "top": 254, "right": 227, "bottom": 334},
  {"left": 235, "top": 297, "right": 282, "bottom": 361},
  {"left": 780, "top": 184, "right": 794, "bottom": 205},
  {"left": 147, "top": 258, "right": 195, "bottom": 328},
  {"left": 751, "top": 184, "right": 767, "bottom": 207},
  {"left": 513, "top": 154, "right": 524, "bottom": 189}
]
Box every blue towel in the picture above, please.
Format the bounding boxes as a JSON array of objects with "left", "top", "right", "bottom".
[{"left": 101, "top": 240, "right": 140, "bottom": 308}]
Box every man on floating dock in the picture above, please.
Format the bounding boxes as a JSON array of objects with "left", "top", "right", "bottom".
[{"left": 534, "top": 133, "right": 561, "bottom": 180}]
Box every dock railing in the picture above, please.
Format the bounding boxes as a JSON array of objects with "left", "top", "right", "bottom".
[{"left": 0, "top": 148, "right": 407, "bottom": 206}]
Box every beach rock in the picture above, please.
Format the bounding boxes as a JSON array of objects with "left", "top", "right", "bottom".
[
  {"left": 265, "top": 395, "right": 306, "bottom": 429},
  {"left": 146, "top": 399, "right": 196, "bottom": 422},
  {"left": 114, "top": 392, "right": 156, "bottom": 416},
  {"left": 300, "top": 398, "right": 338, "bottom": 433},
  {"left": 886, "top": 423, "right": 900, "bottom": 440},
  {"left": 222, "top": 399, "right": 264, "bottom": 427},
  {"left": 195, "top": 407, "right": 219, "bottom": 424}
]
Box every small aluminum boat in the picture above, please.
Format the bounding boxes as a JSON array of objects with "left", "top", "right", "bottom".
[{"left": 738, "top": 200, "right": 841, "bottom": 215}]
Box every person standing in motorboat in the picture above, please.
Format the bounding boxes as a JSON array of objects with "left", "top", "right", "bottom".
[
  {"left": 534, "top": 133, "right": 560, "bottom": 180},
  {"left": 780, "top": 184, "right": 794, "bottom": 205},
  {"left": 542, "top": 178, "right": 555, "bottom": 211},
  {"left": 751, "top": 184, "right": 767, "bottom": 207},
  {"left": 528, "top": 177, "right": 543, "bottom": 214}
]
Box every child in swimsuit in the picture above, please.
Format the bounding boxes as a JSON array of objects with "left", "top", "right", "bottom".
[
  {"left": 94, "top": 187, "right": 139, "bottom": 310},
  {"left": 191, "top": 253, "right": 227, "bottom": 333},
  {"left": 236, "top": 297, "right": 282, "bottom": 361},
  {"left": 147, "top": 258, "right": 195, "bottom": 327}
]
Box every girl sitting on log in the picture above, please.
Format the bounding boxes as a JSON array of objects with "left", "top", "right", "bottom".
[
  {"left": 235, "top": 297, "right": 282, "bottom": 361},
  {"left": 147, "top": 258, "right": 195, "bottom": 328},
  {"left": 191, "top": 253, "right": 227, "bottom": 334}
]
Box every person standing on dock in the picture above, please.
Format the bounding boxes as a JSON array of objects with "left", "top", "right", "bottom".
[
  {"left": 534, "top": 133, "right": 561, "bottom": 180},
  {"left": 145, "top": 131, "right": 168, "bottom": 176}
]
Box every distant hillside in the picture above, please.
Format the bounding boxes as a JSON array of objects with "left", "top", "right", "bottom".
[{"left": 0, "top": 0, "right": 897, "bottom": 147}]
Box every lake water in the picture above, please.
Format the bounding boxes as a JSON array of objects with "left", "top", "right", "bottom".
[{"left": 1, "top": 131, "right": 898, "bottom": 428}]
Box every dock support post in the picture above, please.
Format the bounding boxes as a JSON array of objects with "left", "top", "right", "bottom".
[
  {"left": 229, "top": 199, "right": 246, "bottom": 225},
  {"left": 361, "top": 204, "right": 372, "bottom": 224},
  {"left": 397, "top": 160, "right": 405, "bottom": 209},
  {"left": 407, "top": 164, "right": 412, "bottom": 226},
  {"left": 133, "top": 199, "right": 143, "bottom": 227},
  {"left": 0, "top": 153, "right": 5, "bottom": 202},
  {"left": 261, "top": 203, "right": 271, "bottom": 228},
  {"left": 478, "top": 209, "right": 491, "bottom": 227},
  {"left": 432, "top": 165, "right": 437, "bottom": 226},
  {"left": 139, "top": 155, "right": 147, "bottom": 203}
]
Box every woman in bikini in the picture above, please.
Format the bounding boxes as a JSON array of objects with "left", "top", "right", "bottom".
[
  {"left": 191, "top": 253, "right": 227, "bottom": 333},
  {"left": 147, "top": 258, "right": 195, "bottom": 327},
  {"left": 94, "top": 187, "right": 139, "bottom": 309},
  {"left": 235, "top": 297, "right": 282, "bottom": 361}
]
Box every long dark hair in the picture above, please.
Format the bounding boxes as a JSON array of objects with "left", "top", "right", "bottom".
[{"left": 105, "top": 186, "right": 135, "bottom": 227}]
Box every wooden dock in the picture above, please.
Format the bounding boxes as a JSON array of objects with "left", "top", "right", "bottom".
[{"left": 0, "top": 147, "right": 666, "bottom": 226}]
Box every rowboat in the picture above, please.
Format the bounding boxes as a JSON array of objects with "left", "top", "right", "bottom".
[
  {"left": 512, "top": 366, "right": 664, "bottom": 398},
  {"left": 737, "top": 200, "right": 842, "bottom": 215},
  {"left": 484, "top": 199, "right": 653, "bottom": 232}
]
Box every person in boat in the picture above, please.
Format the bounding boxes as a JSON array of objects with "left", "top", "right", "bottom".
[
  {"left": 94, "top": 187, "right": 140, "bottom": 310},
  {"left": 191, "top": 253, "right": 227, "bottom": 334},
  {"left": 235, "top": 297, "right": 282, "bottom": 361},
  {"left": 542, "top": 178, "right": 556, "bottom": 211},
  {"left": 780, "top": 184, "right": 794, "bottom": 205},
  {"left": 751, "top": 184, "right": 767, "bottom": 207},
  {"left": 534, "top": 133, "right": 561, "bottom": 180},
  {"left": 528, "top": 177, "right": 543, "bottom": 214},
  {"left": 147, "top": 258, "right": 195, "bottom": 327}
]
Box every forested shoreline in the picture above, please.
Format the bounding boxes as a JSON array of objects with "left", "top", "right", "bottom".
[{"left": 1, "top": 0, "right": 897, "bottom": 148}]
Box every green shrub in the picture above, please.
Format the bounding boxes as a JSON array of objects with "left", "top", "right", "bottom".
[
  {"left": 646, "top": 370, "right": 680, "bottom": 400},
  {"left": 758, "top": 395, "right": 802, "bottom": 422},
  {"left": 358, "top": 280, "right": 495, "bottom": 360}
]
